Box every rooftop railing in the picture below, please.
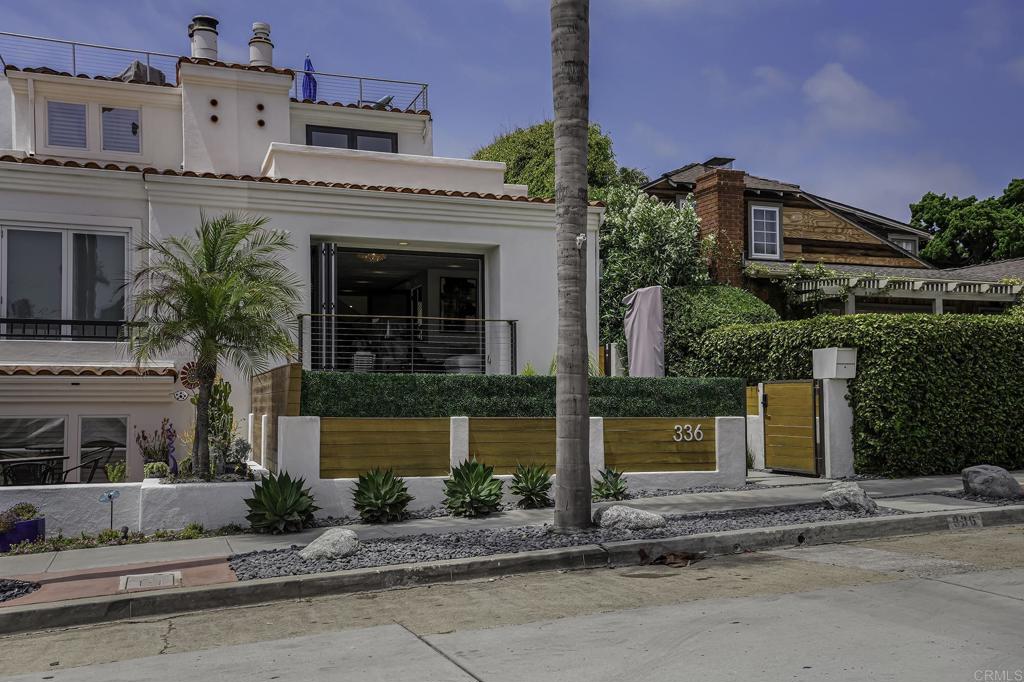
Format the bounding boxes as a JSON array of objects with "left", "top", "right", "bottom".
[{"left": 0, "top": 31, "right": 429, "bottom": 110}]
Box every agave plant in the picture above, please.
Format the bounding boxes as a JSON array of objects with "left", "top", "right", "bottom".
[
  {"left": 509, "top": 463, "right": 553, "bottom": 509},
  {"left": 592, "top": 468, "right": 629, "bottom": 501},
  {"left": 244, "top": 471, "right": 320, "bottom": 534},
  {"left": 443, "top": 459, "right": 503, "bottom": 518},
  {"left": 352, "top": 468, "right": 414, "bottom": 524}
]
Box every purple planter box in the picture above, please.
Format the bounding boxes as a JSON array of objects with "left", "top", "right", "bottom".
[{"left": 0, "top": 518, "right": 45, "bottom": 553}]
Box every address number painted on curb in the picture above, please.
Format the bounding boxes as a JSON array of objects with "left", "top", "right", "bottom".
[
  {"left": 673, "top": 423, "right": 704, "bottom": 442},
  {"left": 948, "top": 513, "right": 983, "bottom": 530}
]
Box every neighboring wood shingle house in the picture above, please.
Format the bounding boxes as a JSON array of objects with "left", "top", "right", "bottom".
[{"left": 644, "top": 157, "right": 1023, "bottom": 315}]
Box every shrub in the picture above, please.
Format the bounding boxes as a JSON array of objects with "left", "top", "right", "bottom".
[
  {"left": 7, "top": 503, "right": 39, "bottom": 521},
  {"left": 352, "top": 468, "right": 414, "bottom": 523},
  {"left": 244, "top": 471, "right": 320, "bottom": 534},
  {"left": 443, "top": 459, "right": 503, "bottom": 517},
  {"left": 177, "top": 522, "right": 205, "bottom": 540},
  {"left": 509, "top": 463, "right": 553, "bottom": 509},
  {"left": 302, "top": 373, "right": 744, "bottom": 418},
  {"left": 693, "top": 313, "right": 1024, "bottom": 476},
  {"left": 592, "top": 468, "right": 628, "bottom": 501},
  {"left": 0, "top": 511, "right": 15, "bottom": 534},
  {"left": 662, "top": 286, "right": 779, "bottom": 376},
  {"left": 144, "top": 462, "right": 170, "bottom": 479},
  {"left": 104, "top": 460, "right": 127, "bottom": 483}
]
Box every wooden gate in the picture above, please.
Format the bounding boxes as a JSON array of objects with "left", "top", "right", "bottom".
[{"left": 762, "top": 380, "right": 822, "bottom": 475}]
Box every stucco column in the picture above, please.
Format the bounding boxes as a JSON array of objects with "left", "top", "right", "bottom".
[
  {"left": 933, "top": 298, "right": 944, "bottom": 314},
  {"left": 450, "top": 416, "right": 469, "bottom": 470},
  {"left": 844, "top": 293, "right": 857, "bottom": 315},
  {"left": 588, "top": 417, "right": 604, "bottom": 477},
  {"left": 714, "top": 416, "right": 747, "bottom": 487}
]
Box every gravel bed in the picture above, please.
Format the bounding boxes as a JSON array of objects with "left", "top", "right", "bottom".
[
  {"left": 626, "top": 483, "right": 762, "bottom": 498},
  {"left": 230, "top": 504, "right": 900, "bottom": 581},
  {"left": 932, "top": 490, "right": 1023, "bottom": 507},
  {"left": 0, "top": 578, "right": 39, "bottom": 603}
]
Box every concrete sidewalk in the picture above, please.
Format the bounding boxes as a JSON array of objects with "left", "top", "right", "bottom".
[{"left": 0, "top": 471, "right": 1005, "bottom": 580}]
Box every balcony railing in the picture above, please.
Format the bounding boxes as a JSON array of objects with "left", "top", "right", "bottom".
[
  {"left": 298, "top": 314, "right": 516, "bottom": 375},
  {"left": 0, "top": 32, "right": 429, "bottom": 110},
  {"left": 0, "top": 318, "right": 130, "bottom": 341}
]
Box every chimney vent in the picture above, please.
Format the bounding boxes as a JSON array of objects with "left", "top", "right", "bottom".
[
  {"left": 249, "top": 22, "right": 273, "bottom": 66},
  {"left": 189, "top": 15, "right": 219, "bottom": 60}
]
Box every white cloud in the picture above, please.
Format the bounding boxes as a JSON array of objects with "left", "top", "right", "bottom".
[
  {"left": 802, "top": 63, "right": 913, "bottom": 134},
  {"left": 801, "top": 158, "right": 980, "bottom": 222},
  {"left": 1006, "top": 56, "right": 1024, "bottom": 84},
  {"left": 629, "top": 122, "right": 680, "bottom": 159},
  {"left": 700, "top": 64, "right": 792, "bottom": 104},
  {"left": 816, "top": 30, "right": 868, "bottom": 60}
]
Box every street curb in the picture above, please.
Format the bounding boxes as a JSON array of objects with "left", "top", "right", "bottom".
[{"left": 1, "top": 505, "right": 1021, "bottom": 635}]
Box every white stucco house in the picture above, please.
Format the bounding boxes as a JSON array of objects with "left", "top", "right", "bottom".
[{"left": 0, "top": 17, "right": 602, "bottom": 483}]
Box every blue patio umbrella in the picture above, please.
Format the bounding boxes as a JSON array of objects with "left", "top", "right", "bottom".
[{"left": 302, "top": 55, "right": 317, "bottom": 101}]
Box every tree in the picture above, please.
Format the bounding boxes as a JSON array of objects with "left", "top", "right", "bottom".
[
  {"left": 550, "top": 0, "right": 592, "bottom": 531},
  {"left": 472, "top": 120, "right": 644, "bottom": 202},
  {"left": 600, "top": 186, "right": 709, "bottom": 345},
  {"left": 912, "top": 180, "right": 1024, "bottom": 268},
  {"left": 129, "top": 212, "right": 301, "bottom": 478}
]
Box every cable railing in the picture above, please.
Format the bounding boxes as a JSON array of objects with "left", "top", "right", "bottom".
[
  {"left": 0, "top": 31, "right": 177, "bottom": 84},
  {"left": 298, "top": 314, "right": 516, "bottom": 375},
  {"left": 0, "top": 32, "right": 430, "bottom": 110}
]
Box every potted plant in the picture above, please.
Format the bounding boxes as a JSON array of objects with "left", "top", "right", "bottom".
[{"left": 0, "top": 503, "right": 45, "bottom": 552}]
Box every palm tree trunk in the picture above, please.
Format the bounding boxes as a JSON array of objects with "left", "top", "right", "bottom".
[
  {"left": 193, "top": 371, "right": 214, "bottom": 480},
  {"left": 551, "top": 0, "right": 592, "bottom": 531}
]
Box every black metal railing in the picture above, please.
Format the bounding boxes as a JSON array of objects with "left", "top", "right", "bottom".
[
  {"left": 0, "top": 318, "right": 129, "bottom": 341},
  {"left": 298, "top": 314, "right": 516, "bottom": 374}
]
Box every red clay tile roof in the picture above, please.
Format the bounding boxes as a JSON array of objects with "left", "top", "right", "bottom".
[
  {"left": 177, "top": 57, "right": 294, "bottom": 76},
  {"left": 289, "top": 97, "right": 430, "bottom": 117},
  {"left": 0, "top": 365, "right": 177, "bottom": 378},
  {"left": 0, "top": 155, "right": 604, "bottom": 207},
  {"left": 3, "top": 65, "right": 176, "bottom": 87}
]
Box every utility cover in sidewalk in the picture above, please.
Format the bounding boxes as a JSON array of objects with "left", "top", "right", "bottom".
[{"left": 118, "top": 571, "right": 182, "bottom": 592}]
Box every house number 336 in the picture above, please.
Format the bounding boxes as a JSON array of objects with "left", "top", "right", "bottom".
[{"left": 673, "top": 423, "right": 704, "bottom": 442}]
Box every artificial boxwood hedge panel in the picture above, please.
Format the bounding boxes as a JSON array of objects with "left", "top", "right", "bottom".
[
  {"left": 301, "top": 372, "right": 744, "bottom": 419},
  {"left": 692, "top": 313, "right": 1024, "bottom": 477}
]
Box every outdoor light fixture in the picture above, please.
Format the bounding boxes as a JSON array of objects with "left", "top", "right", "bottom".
[
  {"left": 398, "top": 241, "right": 409, "bottom": 246},
  {"left": 356, "top": 252, "right": 387, "bottom": 263}
]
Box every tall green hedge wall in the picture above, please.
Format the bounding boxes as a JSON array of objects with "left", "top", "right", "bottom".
[
  {"left": 692, "top": 313, "right": 1024, "bottom": 476},
  {"left": 302, "top": 373, "right": 744, "bottom": 418}
]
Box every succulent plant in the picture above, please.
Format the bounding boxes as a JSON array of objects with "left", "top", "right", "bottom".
[
  {"left": 144, "top": 462, "right": 171, "bottom": 479},
  {"left": 592, "top": 468, "right": 629, "bottom": 501},
  {"left": 244, "top": 471, "right": 320, "bottom": 534},
  {"left": 352, "top": 468, "right": 414, "bottom": 524},
  {"left": 509, "top": 463, "right": 553, "bottom": 509},
  {"left": 7, "top": 503, "right": 39, "bottom": 521},
  {"left": 443, "top": 459, "right": 503, "bottom": 518}
]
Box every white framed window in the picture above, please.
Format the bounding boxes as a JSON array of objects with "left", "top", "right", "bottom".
[
  {"left": 890, "top": 235, "right": 918, "bottom": 255},
  {"left": 0, "top": 416, "right": 67, "bottom": 484},
  {"left": 101, "top": 106, "right": 141, "bottom": 153},
  {"left": 749, "top": 204, "right": 781, "bottom": 259},
  {"left": 79, "top": 415, "right": 128, "bottom": 484},
  {"left": 46, "top": 101, "right": 87, "bottom": 149},
  {"left": 1, "top": 225, "right": 128, "bottom": 336}
]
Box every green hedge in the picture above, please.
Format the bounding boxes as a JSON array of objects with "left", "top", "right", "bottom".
[
  {"left": 301, "top": 372, "right": 744, "bottom": 418},
  {"left": 692, "top": 314, "right": 1024, "bottom": 476},
  {"left": 663, "top": 286, "right": 779, "bottom": 376}
]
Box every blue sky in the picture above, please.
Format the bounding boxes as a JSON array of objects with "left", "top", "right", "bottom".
[{"left": 3, "top": 0, "right": 1021, "bottom": 220}]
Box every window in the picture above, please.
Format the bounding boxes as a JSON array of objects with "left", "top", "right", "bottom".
[
  {"left": 305, "top": 125, "right": 398, "bottom": 153},
  {"left": 2, "top": 227, "right": 126, "bottom": 335},
  {"left": 47, "top": 101, "right": 87, "bottom": 149},
  {"left": 750, "top": 204, "right": 781, "bottom": 259},
  {"left": 101, "top": 107, "right": 141, "bottom": 153},
  {"left": 891, "top": 235, "right": 918, "bottom": 255},
  {"left": 80, "top": 416, "right": 127, "bottom": 483},
  {"left": 0, "top": 417, "right": 66, "bottom": 484}
]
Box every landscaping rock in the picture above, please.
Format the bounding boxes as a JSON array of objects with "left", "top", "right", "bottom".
[
  {"left": 595, "top": 505, "right": 667, "bottom": 530},
  {"left": 821, "top": 481, "right": 878, "bottom": 514},
  {"left": 298, "top": 528, "right": 359, "bottom": 561},
  {"left": 962, "top": 465, "right": 1023, "bottom": 500},
  {"left": 0, "top": 578, "right": 39, "bottom": 603}
]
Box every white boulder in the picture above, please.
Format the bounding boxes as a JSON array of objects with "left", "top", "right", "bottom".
[
  {"left": 595, "top": 505, "right": 667, "bottom": 530},
  {"left": 962, "top": 465, "right": 1023, "bottom": 499},
  {"left": 821, "top": 481, "right": 878, "bottom": 514},
  {"left": 299, "top": 528, "right": 359, "bottom": 561}
]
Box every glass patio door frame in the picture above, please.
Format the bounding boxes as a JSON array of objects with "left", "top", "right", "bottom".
[{"left": 0, "top": 223, "right": 130, "bottom": 338}]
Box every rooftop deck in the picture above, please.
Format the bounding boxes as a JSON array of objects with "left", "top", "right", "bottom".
[{"left": 0, "top": 31, "right": 428, "bottom": 110}]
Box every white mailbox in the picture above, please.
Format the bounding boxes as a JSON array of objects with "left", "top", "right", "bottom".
[{"left": 812, "top": 347, "right": 857, "bottom": 379}]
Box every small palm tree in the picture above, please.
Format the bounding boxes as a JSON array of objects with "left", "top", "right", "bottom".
[{"left": 129, "top": 212, "right": 300, "bottom": 478}]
